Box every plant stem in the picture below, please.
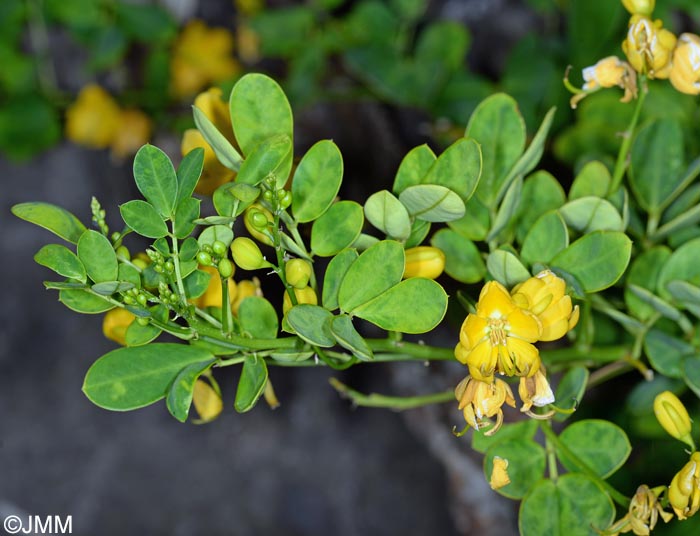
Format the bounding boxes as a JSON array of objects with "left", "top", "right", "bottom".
[
  {"left": 169, "top": 229, "right": 187, "bottom": 308},
  {"left": 220, "top": 276, "right": 233, "bottom": 336},
  {"left": 540, "top": 421, "right": 630, "bottom": 507},
  {"left": 329, "top": 378, "right": 454, "bottom": 410},
  {"left": 609, "top": 77, "right": 647, "bottom": 195},
  {"left": 366, "top": 338, "right": 454, "bottom": 360}
]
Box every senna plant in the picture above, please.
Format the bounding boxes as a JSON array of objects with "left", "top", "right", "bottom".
[{"left": 12, "top": 1, "right": 700, "bottom": 533}]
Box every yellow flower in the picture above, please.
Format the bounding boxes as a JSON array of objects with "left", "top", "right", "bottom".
[
  {"left": 195, "top": 265, "right": 237, "bottom": 309},
  {"left": 232, "top": 277, "right": 262, "bottom": 315},
  {"left": 654, "top": 391, "right": 695, "bottom": 449},
  {"left": 455, "top": 281, "right": 542, "bottom": 382},
  {"left": 670, "top": 33, "right": 700, "bottom": 96},
  {"left": 622, "top": 15, "right": 676, "bottom": 79},
  {"left": 569, "top": 56, "right": 638, "bottom": 108},
  {"left": 192, "top": 379, "right": 223, "bottom": 422},
  {"left": 110, "top": 108, "right": 152, "bottom": 160},
  {"left": 511, "top": 270, "right": 579, "bottom": 342},
  {"left": 490, "top": 457, "right": 511, "bottom": 490},
  {"left": 669, "top": 452, "right": 700, "bottom": 520},
  {"left": 455, "top": 375, "right": 516, "bottom": 435},
  {"left": 102, "top": 308, "right": 136, "bottom": 346},
  {"left": 170, "top": 20, "right": 240, "bottom": 99},
  {"left": 181, "top": 88, "right": 238, "bottom": 195},
  {"left": 607, "top": 485, "right": 672, "bottom": 535},
  {"left": 622, "top": 0, "right": 655, "bottom": 16},
  {"left": 518, "top": 367, "right": 555, "bottom": 413},
  {"left": 65, "top": 84, "right": 121, "bottom": 149},
  {"left": 282, "top": 285, "right": 318, "bottom": 314},
  {"left": 403, "top": 246, "right": 446, "bottom": 280}
]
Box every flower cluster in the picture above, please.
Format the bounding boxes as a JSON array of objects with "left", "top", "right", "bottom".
[
  {"left": 454, "top": 270, "right": 579, "bottom": 435},
  {"left": 568, "top": 0, "right": 700, "bottom": 108},
  {"left": 65, "top": 84, "right": 152, "bottom": 160}
]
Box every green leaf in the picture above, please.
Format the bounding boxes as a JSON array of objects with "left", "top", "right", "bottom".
[
  {"left": 448, "top": 194, "right": 490, "bottom": 241},
  {"left": 553, "top": 366, "right": 589, "bottom": 422},
  {"left": 166, "top": 359, "right": 216, "bottom": 423},
  {"left": 213, "top": 183, "right": 257, "bottom": 218},
  {"left": 657, "top": 237, "right": 700, "bottom": 300},
  {"left": 472, "top": 419, "right": 539, "bottom": 453},
  {"left": 286, "top": 304, "right": 335, "bottom": 347},
  {"left": 238, "top": 296, "right": 278, "bottom": 339},
  {"left": 34, "top": 244, "right": 86, "bottom": 283},
  {"left": 173, "top": 197, "right": 200, "bottom": 239},
  {"left": 519, "top": 474, "right": 615, "bottom": 536},
  {"left": 183, "top": 269, "right": 212, "bottom": 300},
  {"left": 430, "top": 228, "right": 485, "bottom": 283},
  {"left": 124, "top": 320, "right": 161, "bottom": 346},
  {"left": 521, "top": 211, "right": 568, "bottom": 266},
  {"left": 483, "top": 439, "right": 545, "bottom": 499},
  {"left": 558, "top": 419, "right": 631, "bottom": 479},
  {"left": 236, "top": 134, "right": 293, "bottom": 189},
  {"left": 624, "top": 246, "right": 671, "bottom": 320},
  {"left": 322, "top": 249, "right": 358, "bottom": 310},
  {"left": 91, "top": 281, "right": 134, "bottom": 295},
  {"left": 569, "top": 161, "right": 611, "bottom": 200},
  {"left": 133, "top": 145, "right": 178, "bottom": 218},
  {"left": 311, "top": 201, "right": 364, "bottom": 257},
  {"left": 422, "top": 137, "right": 481, "bottom": 203},
  {"left": 83, "top": 343, "right": 215, "bottom": 411},
  {"left": 338, "top": 240, "right": 404, "bottom": 312},
  {"left": 487, "top": 175, "right": 522, "bottom": 241},
  {"left": 393, "top": 144, "right": 436, "bottom": 194},
  {"left": 487, "top": 250, "right": 530, "bottom": 287},
  {"left": 180, "top": 237, "right": 199, "bottom": 261},
  {"left": 198, "top": 224, "right": 234, "bottom": 249},
  {"left": 330, "top": 314, "right": 373, "bottom": 361},
  {"left": 551, "top": 231, "right": 632, "bottom": 293},
  {"left": 405, "top": 219, "right": 431, "bottom": 248},
  {"left": 364, "top": 190, "right": 412, "bottom": 240},
  {"left": 176, "top": 147, "right": 204, "bottom": 204},
  {"left": 644, "top": 329, "right": 692, "bottom": 379},
  {"left": 683, "top": 357, "right": 700, "bottom": 398},
  {"left": 351, "top": 278, "right": 448, "bottom": 333},
  {"left": 234, "top": 356, "right": 268, "bottom": 413},
  {"left": 230, "top": 74, "right": 294, "bottom": 158},
  {"left": 515, "top": 170, "right": 566, "bottom": 243},
  {"left": 630, "top": 118, "right": 685, "bottom": 214},
  {"left": 59, "top": 289, "right": 114, "bottom": 314},
  {"left": 77, "top": 230, "right": 118, "bottom": 283},
  {"left": 12, "top": 202, "right": 86, "bottom": 244},
  {"left": 120, "top": 200, "right": 168, "bottom": 239},
  {"left": 398, "top": 184, "right": 465, "bottom": 222},
  {"left": 292, "top": 140, "right": 344, "bottom": 222},
  {"left": 192, "top": 105, "right": 242, "bottom": 172},
  {"left": 559, "top": 197, "right": 624, "bottom": 233},
  {"left": 466, "top": 93, "right": 526, "bottom": 207}
]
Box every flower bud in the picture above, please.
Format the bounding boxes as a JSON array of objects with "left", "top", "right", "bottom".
[
  {"left": 282, "top": 286, "right": 318, "bottom": 314},
  {"left": 670, "top": 33, "right": 700, "bottom": 96},
  {"left": 622, "top": 15, "right": 676, "bottom": 78},
  {"left": 490, "top": 457, "right": 511, "bottom": 490},
  {"left": 285, "top": 258, "right": 313, "bottom": 289},
  {"left": 403, "top": 246, "right": 446, "bottom": 280},
  {"left": 622, "top": 0, "right": 655, "bottom": 16},
  {"left": 244, "top": 204, "right": 274, "bottom": 246},
  {"left": 102, "top": 308, "right": 136, "bottom": 346},
  {"left": 455, "top": 375, "right": 516, "bottom": 435},
  {"left": 231, "top": 237, "right": 270, "bottom": 271},
  {"left": 654, "top": 391, "right": 695, "bottom": 448},
  {"left": 218, "top": 258, "right": 234, "bottom": 279},
  {"left": 669, "top": 452, "right": 700, "bottom": 520},
  {"left": 192, "top": 379, "right": 223, "bottom": 423},
  {"left": 518, "top": 367, "right": 555, "bottom": 413}
]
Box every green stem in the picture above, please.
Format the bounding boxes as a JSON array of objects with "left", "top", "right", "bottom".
[
  {"left": 545, "top": 427, "right": 559, "bottom": 482},
  {"left": 271, "top": 210, "right": 298, "bottom": 306},
  {"left": 220, "top": 276, "right": 233, "bottom": 336},
  {"left": 198, "top": 333, "right": 299, "bottom": 352},
  {"left": 608, "top": 77, "right": 647, "bottom": 195},
  {"left": 366, "top": 339, "right": 455, "bottom": 360},
  {"left": 194, "top": 307, "right": 222, "bottom": 329},
  {"left": 329, "top": 378, "right": 454, "bottom": 410},
  {"left": 541, "top": 421, "right": 630, "bottom": 507},
  {"left": 169, "top": 230, "right": 187, "bottom": 308}
]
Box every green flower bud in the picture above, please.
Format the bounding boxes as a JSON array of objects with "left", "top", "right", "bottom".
[
  {"left": 197, "top": 251, "right": 213, "bottom": 266},
  {"left": 212, "top": 240, "right": 227, "bottom": 257},
  {"left": 231, "top": 237, "right": 270, "bottom": 271},
  {"left": 654, "top": 391, "right": 695, "bottom": 449},
  {"left": 218, "top": 258, "right": 234, "bottom": 279},
  {"left": 262, "top": 189, "right": 274, "bottom": 203},
  {"left": 285, "top": 258, "right": 312, "bottom": 289},
  {"left": 116, "top": 245, "right": 130, "bottom": 261},
  {"left": 279, "top": 190, "right": 292, "bottom": 210},
  {"left": 136, "top": 293, "right": 148, "bottom": 306}
]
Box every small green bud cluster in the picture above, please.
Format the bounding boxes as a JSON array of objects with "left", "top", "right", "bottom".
[
  {"left": 261, "top": 186, "right": 292, "bottom": 211},
  {"left": 158, "top": 281, "right": 179, "bottom": 306},
  {"left": 122, "top": 287, "right": 150, "bottom": 307},
  {"left": 91, "top": 196, "right": 109, "bottom": 236},
  {"left": 198, "top": 241, "right": 234, "bottom": 278},
  {"left": 147, "top": 249, "right": 173, "bottom": 274}
]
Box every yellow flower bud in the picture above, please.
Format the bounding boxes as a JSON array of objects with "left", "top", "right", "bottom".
[
  {"left": 455, "top": 375, "right": 516, "bottom": 435},
  {"left": 490, "top": 457, "right": 511, "bottom": 490},
  {"left": 622, "top": 15, "right": 676, "bottom": 79},
  {"left": 653, "top": 391, "right": 695, "bottom": 448},
  {"left": 244, "top": 204, "right": 274, "bottom": 246},
  {"left": 231, "top": 237, "right": 270, "bottom": 271},
  {"left": 669, "top": 452, "right": 700, "bottom": 520},
  {"left": 194, "top": 265, "right": 238, "bottom": 309},
  {"left": 403, "top": 246, "right": 446, "bottom": 280},
  {"left": 65, "top": 84, "right": 121, "bottom": 149},
  {"left": 282, "top": 286, "right": 318, "bottom": 314},
  {"left": 102, "top": 308, "right": 136, "bottom": 346},
  {"left": 511, "top": 270, "right": 579, "bottom": 342},
  {"left": 285, "top": 258, "right": 313, "bottom": 289},
  {"left": 192, "top": 379, "right": 223, "bottom": 422},
  {"left": 110, "top": 108, "right": 152, "bottom": 160},
  {"left": 670, "top": 33, "right": 700, "bottom": 96},
  {"left": 232, "top": 277, "right": 262, "bottom": 315},
  {"left": 622, "top": 0, "right": 655, "bottom": 16},
  {"left": 518, "top": 367, "right": 555, "bottom": 413}
]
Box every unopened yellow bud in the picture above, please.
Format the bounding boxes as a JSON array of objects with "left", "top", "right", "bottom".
[
  {"left": 490, "top": 457, "right": 511, "bottom": 490},
  {"left": 670, "top": 33, "right": 700, "bottom": 96},
  {"left": 669, "top": 452, "right": 700, "bottom": 520},
  {"left": 285, "top": 258, "right": 313, "bottom": 289},
  {"left": 654, "top": 391, "right": 695, "bottom": 448},
  {"left": 622, "top": 0, "right": 655, "bottom": 16},
  {"left": 192, "top": 379, "right": 223, "bottom": 422},
  {"left": 102, "top": 308, "right": 136, "bottom": 346},
  {"left": 282, "top": 286, "right": 317, "bottom": 314},
  {"left": 622, "top": 15, "right": 676, "bottom": 78},
  {"left": 231, "top": 237, "right": 270, "bottom": 271},
  {"left": 244, "top": 204, "right": 274, "bottom": 246},
  {"left": 403, "top": 246, "right": 446, "bottom": 279}
]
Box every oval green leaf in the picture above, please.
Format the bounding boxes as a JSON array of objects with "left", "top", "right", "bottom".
[
  {"left": 166, "top": 359, "right": 217, "bottom": 422},
  {"left": 176, "top": 147, "right": 204, "bottom": 204},
  {"left": 311, "top": 201, "right": 364, "bottom": 257},
  {"left": 559, "top": 419, "right": 631, "bottom": 479},
  {"left": 120, "top": 200, "right": 168, "bottom": 238},
  {"left": 657, "top": 237, "right": 700, "bottom": 300},
  {"left": 234, "top": 355, "right": 268, "bottom": 413},
  {"left": 77, "top": 230, "right": 118, "bottom": 283},
  {"left": 286, "top": 304, "right": 335, "bottom": 347},
  {"left": 59, "top": 289, "right": 114, "bottom": 314},
  {"left": 398, "top": 184, "right": 465, "bottom": 222},
  {"left": 236, "top": 134, "right": 293, "bottom": 188},
  {"left": 133, "top": 144, "right": 178, "bottom": 218},
  {"left": 292, "top": 140, "right": 344, "bottom": 222},
  {"left": 322, "top": 249, "right": 358, "bottom": 311},
  {"left": 486, "top": 250, "right": 530, "bottom": 287},
  {"left": 392, "top": 143, "right": 436, "bottom": 194},
  {"left": 430, "top": 228, "right": 485, "bottom": 283},
  {"left": 34, "top": 244, "right": 86, "bottom": 283},
  {"left": 553, "top": 366, "right": 589, "bottom": 422},
  {"left": 12, "top": 202, "right": 86, "bottom": 244},
  {"left": 483, "top": 438, "right": 545, "bottom": 499},
  {"left": 521, "top": 211, "right": 568, "bottom": 266},
  {"left": 569, "top": 161, "right": 611, "bottom": 200},
  {"left": 238, "top": 296, "right": 278, "bottom": 339},
  {"left": 330, "top": 314, "right": 373, "bottom": 361},
  {"left": 515, "top": 170, "right": 566, "bottom": 243},
  {"left": 364, "top": 190, "right": 411, "bottom": 240},
  {"left": 624, "top": 246, "right": 671, "bottom": 320},
  {"left": 559, "top": 197, "right": 624, "bottom": 233},
  {"left": 422, "top": 137, "right": 481, "bottom": 202}
]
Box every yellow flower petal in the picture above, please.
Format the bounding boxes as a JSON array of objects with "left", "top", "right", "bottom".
[
  {"left": 490, "top": 456, "right": 511, "bottom": 490},
  {"left": 477, "top": 281, "right": 516, "bottom": 318},
  {"left": 507, "top": 308, "right": 542, "bottom": 342}
]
